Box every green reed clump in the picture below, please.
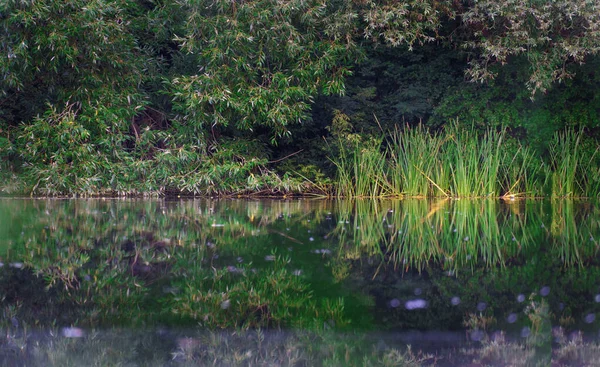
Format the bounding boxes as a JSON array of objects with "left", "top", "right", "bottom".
[
  {"left": 388, "top": 125, "right": 450, "bottom": 197},
  {"left": 387, "top": 122, "right": 509, "bottom": 198},
  {"left": 499, "top": 140, "right": 546, "bottom": 197},
  {"left": 443, "top": 122, "right": 505, "bottom": 197},
  {"left": 332, "top": 136, "right": 392, "bottom": 198},
  {"left": 332, "top": 122, "right": 600, "bottom": 198},
  {"left": 548, "top": 129, "right": 584, "bottom": 197},
  {"left": 353, "top": 140, "right": 391, "bottom": 198}
]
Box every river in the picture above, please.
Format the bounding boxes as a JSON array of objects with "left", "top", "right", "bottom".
[{"left": 0, "top": 198, "right": 599, "bottom": 366}]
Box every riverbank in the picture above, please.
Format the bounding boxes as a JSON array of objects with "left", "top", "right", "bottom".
[{"left": 3, "top": 124, "right": 599, "bottom": 199}]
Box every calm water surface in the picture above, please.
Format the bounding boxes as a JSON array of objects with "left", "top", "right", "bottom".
[{"left": 1, "top": 198, "right": 600, "bottom": 366}]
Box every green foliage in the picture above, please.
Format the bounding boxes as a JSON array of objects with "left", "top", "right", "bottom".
[
  {"left": 319, "top": 45, "right": 467, "bottom": 133},
  {"left": 547, "top": 128, "right": 599, "bottom": 198},
  {"left": 0, "top": 0, "right": 146, "bottom": 120},
  {"left": 332, "top": 135, "right": 393, "bottom": 198},
  {"left": 462, "top": 0, "right": 600, "bottom": 95},
  {"left": 498, "top": 137, "right": 545, "bottom": 197},
  {"left": 2, "top": 0, "right": 600, "bottom": 197},
  {"left": 169, "top": 0, "right": 360, "bottom": 142},
  {"left": 388, "top": 124, "right": 449, "bottom": 197},
  {"left": 432, "top": 57, "right": 600, "bottom": 151}
]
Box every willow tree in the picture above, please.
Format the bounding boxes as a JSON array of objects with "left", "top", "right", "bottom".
[
  {"left": 2, "top": 0, "right": 600, "bottom": 195},
  {"left": 169, "top": 0, "right": 451, "bottom": 142},
  {"left": 461, "top": 0, "right": 600, "bottom": 95}
]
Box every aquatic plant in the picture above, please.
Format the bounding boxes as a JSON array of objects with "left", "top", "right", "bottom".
[
  {"left": 388, "top": 124, "right": 450, "bottom": 197},
  {"left": 332, "top": 136, "right": 393, "bottom": 198},
  {"left": 549, "top": 129, "right": 584, "bottom": 197},
  {"left": 331, "top": 123, "right": 600, "bottom": 198}
]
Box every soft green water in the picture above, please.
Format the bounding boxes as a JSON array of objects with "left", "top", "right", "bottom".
[{"left": 1, "top": 198, "right": 600, "bottom": 366}]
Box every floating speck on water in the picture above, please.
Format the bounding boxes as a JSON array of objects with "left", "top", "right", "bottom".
[
  {"left": 309, "top": 237, "right": 314, "bottom": 241},
  {"left": 451, "top": 297, "right": 461, "bottom": 306},
  {"left": 292, "top": 269, "right": 303, "bottom": 276},
  {"left": 517, "top": 294, "right": 526, "bottom": 303},
  {"left": 521, "top": 327, "right": 531, "bottom": 338},
  {"left": 470, "top": 330, "right": 484, "bottom": 341},
  {"left": 477, "top": 302, "right": 487, "bottom": 312},
  {"left": 62, "top": 327, "right": 85, "bottom": 338},
  {"left": 162, "top": 286, "right": 179, "bottom": 294},
  {"left": 507, "top": 313, "right": 518, "bottom": 324},
  {"left": 264, "top": 255, "right": 276, "bottom": 261},
  {"left": 405, "top": 299, "right": 428, "bottom": 310},
  {"left": 390, "top": 299, "right": 401, "bottom": 308},
  {"left": 414, "top": 288, "right": 422, "bottom": 296},
  {"left": 220, "top": 300, "right": 231, "bottom": 310},
  {"left": 9, "top": 262, "right": 23, "bottom": 269},
  {"left": 595, "top": 294, "right": 600, "bottom": 303},
  {"left": 585, "top": 314, "right": 596, "bottom": 323},
  {"left": 540, "top": 286, "right": 550, "bottom": 297}
]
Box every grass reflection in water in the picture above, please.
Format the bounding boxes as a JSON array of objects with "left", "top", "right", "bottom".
[{"left": 0, "top": 198, "right": 600, "bottom": 365}]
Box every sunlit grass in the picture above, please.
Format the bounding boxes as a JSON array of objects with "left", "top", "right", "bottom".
[
  {"left": 549, "top": 129, "right": 584, "bottom": 198},
  {"left": 332, "top": 138, "right": 394, "bottom": 198},
  {"left": 389, "top": 124, "right": 449, "bottom": 197},
  {"left": 331, "top": 123, "right": 600, "bottom": 198}
]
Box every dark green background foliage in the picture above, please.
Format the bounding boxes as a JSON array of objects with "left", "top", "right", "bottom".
[{"left": 1, "top": 0, "right": 599, "bottom": 196}]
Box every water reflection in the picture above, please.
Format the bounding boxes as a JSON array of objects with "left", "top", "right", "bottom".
[{"left": 0, "top": 198, "right": 599, "bottom": 365}]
